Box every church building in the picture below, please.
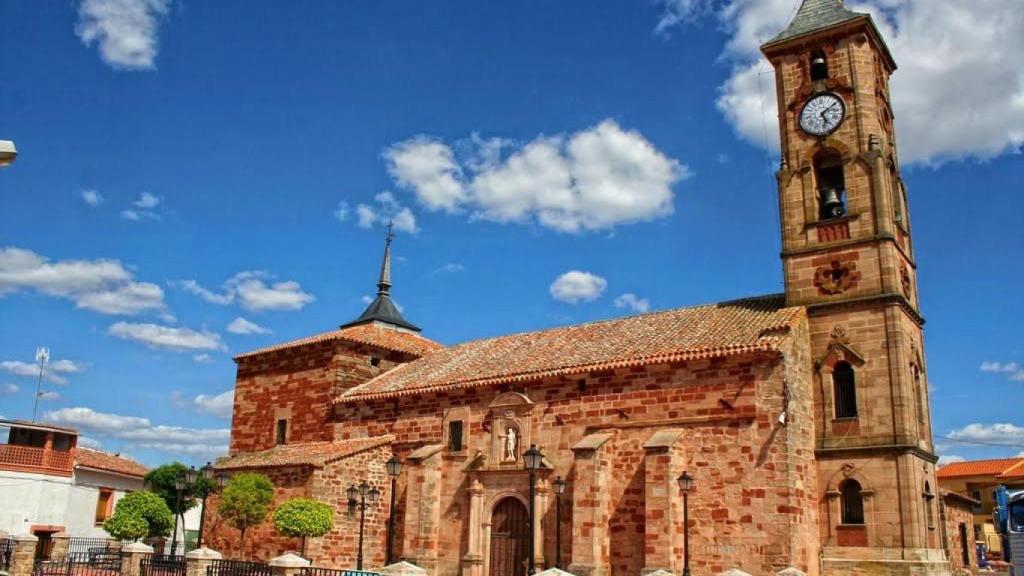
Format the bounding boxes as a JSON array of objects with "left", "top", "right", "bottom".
[{"left": 207, "top": 2, "right": 954, "bottom": 575}]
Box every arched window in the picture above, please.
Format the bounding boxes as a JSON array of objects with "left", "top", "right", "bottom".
[
  {"left": 841, "top": 479, "right": 865, "bottom": 525},
  {"left": 913, "top": 365, "right": 926, "bottom": 424},
  {"left": 811, "top": 50, "right": 829, "bottom": 81},
  {"left": 815, "top": 150, "right": 847, "bottom": 220},
  {"left": 833, "top": 361, "right": 858, "bottom": 419},
  {"left": 924, "top": 481, "right": 935, "bottom": 528}
]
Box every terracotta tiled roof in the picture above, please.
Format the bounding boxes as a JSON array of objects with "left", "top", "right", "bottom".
[
  {"left": 75, "top": 448, "right": 149, "bottom": 478},
  {"left": 998, "top": 461, "right": 1024, "bottom": 479},
  {"left": 336, "top": 294, "right": 802, "bottom": 403},
  {"left": 941, "top": 489, "right": 981, "bottom": 507},
  {"left": 937, "top": 458, "right": 1024, "bottom": 479},
  {"left": 234, "top": 324, "right": 442, "bottom": 361},
  {"left": 214, "top": 436, "right": 394, "bottom": 471}
]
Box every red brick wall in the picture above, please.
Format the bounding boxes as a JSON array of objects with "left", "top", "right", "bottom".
[
  {"left": 230, "top": 341, "right": 417, "bottom": 453},
  {"left": 943, "top": 496, "right": 977, "bottom": 573},
  {"left": 203, "top": 466, "right": 314, "bottom": 561},
  {"left": 325, "top": 330, "right": 817, "bottom": 576}
]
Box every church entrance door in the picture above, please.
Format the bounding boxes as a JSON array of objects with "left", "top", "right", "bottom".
[{"left": 490, "top": 497, "right": 529, "bottom": 576}]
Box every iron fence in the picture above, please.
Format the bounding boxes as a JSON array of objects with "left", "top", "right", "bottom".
[
  {"left": 205, "top": 559, "right": 271, "bottom": 576},
  {"left": 32, "top": 552, "right": 123, "bottom": 576},
  {"left": 67, "top": 539, "right": 123, "bottom": 558},
  {"left": 301, "top": 569, "right": 380, "bottom": 576},
  {"left": 1, "top": 537, "right": 13, "bottom": 572},
  {"left": 140, "top": 555, "right": 185, "bottom": 576}
]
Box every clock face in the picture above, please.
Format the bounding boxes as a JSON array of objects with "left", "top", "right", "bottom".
[{"left": 799, "top": 93, "right": 846, "bottom": 136}]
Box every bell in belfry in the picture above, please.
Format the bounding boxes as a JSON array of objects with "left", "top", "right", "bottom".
[
  {"left": 811, "top": 56, "right": 828, "bottom": 81},
  {"left": 820, "top": 187, "right": 846, "bottom": 219}
]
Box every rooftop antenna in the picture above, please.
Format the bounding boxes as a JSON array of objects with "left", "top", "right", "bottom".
[{"left": 32, "top": 347, "right": 49, "bottom": 422}]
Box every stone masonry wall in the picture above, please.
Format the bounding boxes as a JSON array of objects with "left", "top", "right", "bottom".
[
  {"left": 322, "top": 315, "right": 817, "bottom": 576},
  {"left": 231, "top": 340, "right": 416, "bottom": 454}
]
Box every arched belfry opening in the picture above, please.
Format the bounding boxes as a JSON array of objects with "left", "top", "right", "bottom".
[
  {"left": 811, "top": 49, "right": 829, "bottom": 81},
  {"left": 814, "top": 149, "right": 847, "bottom": 220}
]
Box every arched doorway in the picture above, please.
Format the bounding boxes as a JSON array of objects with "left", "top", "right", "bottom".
[{"left": 490, "top": 497, "right": 529, "bottom": 576}]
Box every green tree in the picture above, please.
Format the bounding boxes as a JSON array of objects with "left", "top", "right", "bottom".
[
  {"left": 145, "top": 462, "right": 217, "bottom": 550},
  {"left": 272, "top": 498, "right": 334, "bottom": 557},
  {"left": 218, "top": 473, "right": 275, "bottom": 557},
  {"left": 103, "top": 491, "right": 174, "bottom": 540}
]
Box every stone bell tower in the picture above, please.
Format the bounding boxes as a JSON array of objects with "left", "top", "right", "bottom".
[{"left": 762, "top": 1, "right": 947, "bottom": 574}]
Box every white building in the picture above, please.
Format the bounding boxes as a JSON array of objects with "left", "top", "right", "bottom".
[{"left": 0, "top": 420, "right": 147, "bottom": 542}]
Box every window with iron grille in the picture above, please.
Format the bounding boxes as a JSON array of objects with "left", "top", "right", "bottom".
[
  {"left": 833, "top": 361, "right": 858, "bottom": 419},
  {"left": 449, "top": 421, "right": 464, "bottom": 452},
  {"left": 841, "top": 479, "right": 865, "bottom": 525}
]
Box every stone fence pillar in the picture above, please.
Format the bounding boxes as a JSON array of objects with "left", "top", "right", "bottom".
[
  {"left": 9, "top": 534, "right": 39, "bottom": 576},
  {"left": 121, "top": 542, "right": 155, "bottom": 576},
  {"left": 186, "top": 547, "right": 223, "bottom": 576},
  {"left": 50, "top": 532, "right": 71, "bottom": 560},
  {"left": 380, "top": 561, "right": 427, "bottom": 576},
  {"left": 269, "top": 553, "right": 310, "bottom": 576}
]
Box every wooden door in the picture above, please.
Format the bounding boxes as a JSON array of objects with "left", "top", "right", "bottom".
[{"left": 490, "top": 497, "right": 529, "bottom": 576}]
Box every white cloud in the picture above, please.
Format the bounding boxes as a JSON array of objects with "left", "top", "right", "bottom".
[
  {"left": 81, "top": 190, "right": 104, "bottom": 206},
  {"left": 227, "top": 317, "right": 271, "bottom": 335},
  {"left": 937, "top": 455, "right": 966, "bottom": 467},
  {"left": 387, "top": 120, "right": 686, "bottom": 233},
  {"left": 334, "top": 201, "right": 349, "bottom": 223},
  {"left": 193, "top": 390, "right": 234, "bottom": 419},
  {"left": 134, "top": 192, "right": 160, "bottom": 209},
  {"left": 44, "top": 406, "right": 229, "bottom": 459},
  {"left": 0, "top": 246, "right": 167, "bottom": 316},
  {"left": 39, "top": 391, "right": 62, "bottom": 401},
  {"left": 192, "top": 353, "right": 212, "bottom": 364},
  {"left": 386, "top": 137, "right": 466, "bottom": 212},
  {"left": 108, "top": 321, "right": 226, "bottom": 352},
  {"left": 433, "top": 263, "right": 465, "bottom": 274},
  {"left": 78, "top": 436, "right": 103, "bottom": 449},
  {"left": 176, "top": 271, "right": 315, "bottom": 312},
  {"left": 657, "top": 0, "right": 1024, "bottom": 164},
  {"left": 75, "top": 0, "right": 171, "bottom": 71},
  {"left": 947, "top": 423, "right": 1024, "bottom": 444},
  {"left": 354, "top": 191, "right": 418, "bottom": 234},
  {"left": 614, "top": 293, "right": 651, "bottom": 313},
  {"left": 1, "top": 383, "right": 18, "bottom": 396},
  {"left": 981, "top": 361, "right": 1020, "bottom": 373},
  {"left": 1, "top": 358, "right": 84, "bottom": 385},
  {"left": 550, "top": 271, "right": 608, "bottom": 304}
]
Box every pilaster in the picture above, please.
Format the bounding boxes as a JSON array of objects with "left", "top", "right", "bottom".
[{"left": 568, "top": 433, "right": 613, "bottom": 576}]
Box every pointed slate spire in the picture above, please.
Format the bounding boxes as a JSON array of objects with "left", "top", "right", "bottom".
[
  {"left": 341, "top": 222, "right": 422, "bottom": 333},
  {"left": 767, "top": 0, "right": 865, "bottom": 45}
]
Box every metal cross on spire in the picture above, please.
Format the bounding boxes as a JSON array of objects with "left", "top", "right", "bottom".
[{"left": 378, "top": 221, "right": 394, "bottom": 296}]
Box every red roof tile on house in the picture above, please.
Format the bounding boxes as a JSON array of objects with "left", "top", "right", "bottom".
[
  {"left": 75, "top": 448, "right": 149, "bottom": 478},
  {"left": 937, "top": 458, "right": 1024, "bottom": 479},
  {"left": 234, "top": 323, "right": 442, "bottom": 361},
  {"left": 336, "top": 294, "right": 803, "bottom": 403},
  {"left": 214, "top": 436, "right": 394, "bottom": 471},
  {"left": 998, "top": 461, "right": 1024, "bottom": 479}
]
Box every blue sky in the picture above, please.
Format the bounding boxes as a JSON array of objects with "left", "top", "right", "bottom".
[{"left": 0, "top": 0, "right": 1021, "bottom": 467}]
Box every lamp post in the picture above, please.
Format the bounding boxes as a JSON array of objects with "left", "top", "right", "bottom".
[
  {"left": 522, "top": 444, "right": 544, "bottom": 575},
  {"left": 348, "top": 480, "right": 381, "bottom": 571},
  {"left": 552, "top": 477, "right": 566, "bottom": 570},
  {"left": 0, "top": 140, "right": 16, "bottom": 167},
  {"left": 196, "top": 463, "right": 229, "bottom": 549},
  {"left": 677, "top": 472, "right": 694, "bottom": 576},
  {"left": 385, "top": 455, "right": 403, "bottom": 566},
  {"left": 171, "top": 473, "right": 188, "bottom": 556}
]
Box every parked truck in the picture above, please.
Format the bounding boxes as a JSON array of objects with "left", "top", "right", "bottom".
[{"left": 994, "top": 486, "right": 1024, "bottom": 575}]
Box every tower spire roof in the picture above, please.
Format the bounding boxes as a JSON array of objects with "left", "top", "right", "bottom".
[
  {"left": 341, "top": 222, "right": 422, "bottom": 333},
  {"left": 767, "top": 0, "right": 864, "bottom": 45}
]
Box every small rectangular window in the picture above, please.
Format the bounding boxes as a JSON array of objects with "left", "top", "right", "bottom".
[
  {"left": 95, "top": 488, "right": 113, "bottom": 524},
  {"left": 448, "top": 421, "right": 464, "bottom": 452},
  {"left": 276, "top": 419, "right": 288, "bottom": 446}
]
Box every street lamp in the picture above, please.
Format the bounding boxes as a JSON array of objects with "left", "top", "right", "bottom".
[
  {"left": 523, "top": 444, "right": 544, "bottom": 575},
  {"left": 0, "top": 141, "right": 16, "bottom": 167},
  {"left": 348, "top": 480, "right": 381, "bottom": 570},
  {"left": 677, "top": 472, "right": 695, "bottom": 576},
  {"left": 172, "top": 474, "right": 188, "bottom": 555},
  {"left": 196, "top": 463, "right": 228, "bottom": 549},
  {"left": 552, "top": 477, "right": 566, "bottom": 570},
  {"left": 385, "top": 455, "right": 403, "bottom": 566}
]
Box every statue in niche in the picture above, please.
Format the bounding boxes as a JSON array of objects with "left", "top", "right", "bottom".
[{"left": 505, "top": 427, "right": 518, "bottom": 462}]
